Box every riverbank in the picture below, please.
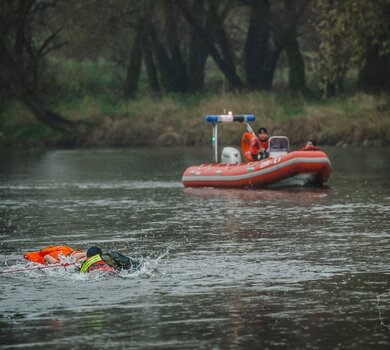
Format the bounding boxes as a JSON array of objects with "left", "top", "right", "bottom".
[{"left": 1, "top": 92, "right": 389, "bottom": 148}]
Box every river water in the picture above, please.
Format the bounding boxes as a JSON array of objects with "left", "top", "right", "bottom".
[{"left": 0, "top": 146, "right": 389, "bottom": 349}]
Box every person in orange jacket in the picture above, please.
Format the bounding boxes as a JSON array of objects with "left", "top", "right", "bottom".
[
  {"left": 249, "top": 127, "right": 270, "bottom": 160},
  {"left": 24, "top": 245, "right": 86, "bottom": 265}
]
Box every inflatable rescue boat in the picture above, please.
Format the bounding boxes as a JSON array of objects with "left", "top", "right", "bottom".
[{"left": 181, "top": 114, "right": 331, "bottom": 188}]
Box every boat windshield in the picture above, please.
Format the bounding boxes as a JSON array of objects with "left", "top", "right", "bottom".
[{"left": 269, "top": 136, "right": 289, "bottom": 152}]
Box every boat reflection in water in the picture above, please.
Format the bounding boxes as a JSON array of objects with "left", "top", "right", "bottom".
[{"left": 183, "top": 186, "right": 330, "bottom": 205}]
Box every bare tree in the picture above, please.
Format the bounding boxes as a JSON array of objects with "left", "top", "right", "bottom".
[{"left": 0, "top": 0, "right": 78, "bottom": 132}]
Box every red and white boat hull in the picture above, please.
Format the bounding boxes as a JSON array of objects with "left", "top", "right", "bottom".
[{"left": 182, "top": 151, "right": 331, "bottom": 188}]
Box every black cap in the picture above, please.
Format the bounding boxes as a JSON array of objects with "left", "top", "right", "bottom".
[
  {"left": 87, "top": 246, "right": 102, "bottom": 257},
  {"left": 258, "top": 127, "right": 268, "bottom": 134}
]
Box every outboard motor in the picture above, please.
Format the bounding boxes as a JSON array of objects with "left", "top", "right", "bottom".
[{"left": 221, "top": 147, "right": 242, "bottom": 164}]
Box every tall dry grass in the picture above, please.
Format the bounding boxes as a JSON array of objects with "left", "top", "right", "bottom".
[{"left": 1, "top": 92, "right": 389, "bottom": 147}]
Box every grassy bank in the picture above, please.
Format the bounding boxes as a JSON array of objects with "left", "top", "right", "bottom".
[
  {"left": 1, "top": 92, "right": 389, "bottom": 148},
  {"left": 1, "top": 59, "right": 389, "bottom": 148}
]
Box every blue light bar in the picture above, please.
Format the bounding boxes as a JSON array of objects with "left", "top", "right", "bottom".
[{"left": 205, "top": 114, "right": 255, "bottom": 123}]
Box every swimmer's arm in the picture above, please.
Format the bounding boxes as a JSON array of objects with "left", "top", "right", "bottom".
[
  {"left": 43, "top": 254, "right": 59, "bottom": 264},
  {"left": 71, "top": 251, "right": 86, "bottom": 262}
]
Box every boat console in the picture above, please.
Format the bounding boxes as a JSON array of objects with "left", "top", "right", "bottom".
[{"left": 268, "top": 136, "right": 290, "bottom": 158}]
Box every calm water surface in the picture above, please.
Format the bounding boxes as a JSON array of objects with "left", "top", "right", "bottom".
[{"left": 0, "top": 147, "right": 389, "bottom": 349}]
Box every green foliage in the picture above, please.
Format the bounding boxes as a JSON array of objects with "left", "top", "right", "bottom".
[
  {"left": 47, "top": 58, "right": 125, "bottom": 103},
  {"left": 0, "top": 100, "right": 64, "bottom": 146},
  {"left": 314, "top": 0, "right": 390, "bottom": 97}
]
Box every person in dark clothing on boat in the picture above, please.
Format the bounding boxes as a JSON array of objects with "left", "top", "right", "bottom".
[
  {"left": 80, "top": 246, "right": 140, "bottom": 273},
  {"left": 249, "top": 127, "right": 270, "bottom": 160}
]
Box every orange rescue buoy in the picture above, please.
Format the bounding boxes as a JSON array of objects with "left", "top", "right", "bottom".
[{"left": 24, "top": 245, "right": 75, "bottom": 265}]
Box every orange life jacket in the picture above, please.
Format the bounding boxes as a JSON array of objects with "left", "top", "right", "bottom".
[
  {"left": 250, "top": 137, "right": 269, "bottom": 153},
  {"left": 24, "top": 245, "right": 75, "bottom": 265},
  {"left": 241, "top": 132, "right": 256, "bottom": 161},
  {"left": 249, "top": 137, "right": 269, "bottom": 160}
]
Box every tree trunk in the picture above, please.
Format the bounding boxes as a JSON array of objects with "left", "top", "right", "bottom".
[
  {"left": 358, "top": 3, "right": 390, "bottom": 93},
  {"left": 358, "top": 41, "right": 390, "bottom": 93},
  {"left": 284, "top": 0, "right": 307, "bottom": 94},
  {"left": 0, "top": 39, "right": 77, "bottom": 133},
  {"left": 285, "top": 31, "right": 306, "bottom": 93},
  {"left": 142, "top": 30, "right": 160, "bottom": 94},
  {"left": 188, "top": 0, "right": 208, "bottom": 93},
  {"left": 243, "top": 0, "right": 286, "bottom": 90},
  {"left": 188, "top": 31, "right": 208, "bottom": 93},
  {"left": 148, "top": 2, "right": 188, "bottom": 93},
  {"left": 22, "top": 92, "right": 78, "bottom": 132},
  {"left": 207, "top": 1, "right": 243, "bottom": 90},
  {"left": 177, "top": 1, "right": 244, "bottom": 90},
  {"left": 265, "top": 46, "right": 284, "bottom": 90},
  {"left": 163, "top": 0, "right": 188, "bottom": 92},
  {"left": 244, "top": 0, "right": 270, "bottom": 90},
  {"left": 124, "top": 30, "right": 143, "bottom": 99},
  {"left": 148, "top": 24, "right": 176, "bottom": 92}
]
